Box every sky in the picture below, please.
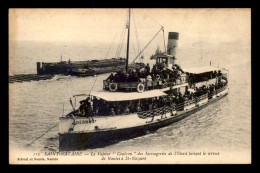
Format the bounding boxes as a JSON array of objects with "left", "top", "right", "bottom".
[{"left": 9, "top": 8, "right": 251, "bottom": 45}]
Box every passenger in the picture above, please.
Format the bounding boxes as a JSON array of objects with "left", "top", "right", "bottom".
[
  {"left": 84, "top": 97, "right": 91, "bottom": 116},
  {"left": 114, "top": 104, "right": 120, "bottom": 115},
  {"left": 140, "top": 70, "right": 146, "bottom": 78},
  {"left": 132, "top": 103, "right": 137, "bottom": 113},
  {"left": 96, "top": 107, "right": 101, "bottom": 116},
  {"left": 152, "top": 100, "right": 158, "bottom": 109},
  {"left": 83, "top": 97, "right": 93, "bottom": 121},
  {"left": 165, "top": 96, "right": 171, "bottom": 106},
  {"left": 99, "top": 100, "right": 106, "bottom": 116},
  {"left": 218, "top": 70, "right": 222, "bottom": 77},
  {"left": 162, "top": 62, "right": 167, "bottom": 70},
  {"left": 110, "top": 108, "right": 115, "bottom": 116},
  {"left": 128, "top": 73, "right": 134, "bottom": 83},
  {"left": 140, "top": 101, "right": 144, "bottom": 111},
  {"left": 133, "top": 73, "right": 138, "bottom": 82},
  {"left": 142, "top": 100, "right": 149, "bottom": 111},
  {"left": 92, "top": 97, "right": 99, "bottom": 115},
  {"left": 151, "top": 64, "right": 156, "bottom": 75},
  {"left": 78, "top": 100, "right": 86, "bottom": 116},
  {"left": 136, "top": 68, "right": 141, "bottom": 78},
  {"left": 155, "top": 74, "right": 160, "bottom": 81},
  {"left": 114, "top": 73, "right": 119, "bottom": 82},
  {"left": 124, "top": 106, "right": 130, "bottom": 115},
  {"left": 158, "top": 97, "right": 164, "bottom": 107},
  {"left": 151, "top": 103, "right": 157, "bottom": 118},
  {"left": 118, "top": 70, "right": 126, "bottom": 82},
  {"left": 97, "top": 99, "right": 102, "bottom": 115},
  {"left": 107, "top": 102, "right": 114, "bottom": 114},
  {"left": 145, "top": 63, "right": 150, "bottom": 75},
  {"left": 125, "top": 73, "right": 130, "bottom": 82},
  {"left": 136, "top": 103, "right": 142, "bottom": 112},
  {"left": 109, "top": 73, "right": 115, "bottom": 82}
]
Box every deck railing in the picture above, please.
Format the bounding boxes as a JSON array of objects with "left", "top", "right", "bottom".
[
  {"left": 137, "top": 105, "right": 176, "bottom": 119},
  {"left": 215, "top": 85, "right": 227, "bottom": 94},
  {"left": 137, "top": 92, "right": 215, "bottom": 119},
  {"left": 195, "top": 94, "right": 208, "bottom": 102}
]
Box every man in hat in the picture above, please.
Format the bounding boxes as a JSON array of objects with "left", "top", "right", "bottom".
[
  {"left": 78, "top": 100, "right": 86, "bottom": 116},
  {"left": 145, "top": 63, "right": 150, "bottom": 75},
  {"left": 109, "top": 73, "right": 115, "bottom": 82}
]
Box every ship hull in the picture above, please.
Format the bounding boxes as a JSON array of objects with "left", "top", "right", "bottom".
[{"left": 59, "top": 91, "right": 228, "bottom": 151}]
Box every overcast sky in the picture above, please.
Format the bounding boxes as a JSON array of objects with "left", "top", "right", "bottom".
[{"left": 9, "top": 8, "right": 250, "bottom": 45}]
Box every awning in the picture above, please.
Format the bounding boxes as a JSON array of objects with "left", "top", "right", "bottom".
[
  {"left": 183, "top": 66, "right": 221, "bottom": 74},
  {"left": 91, "top": 90, "right": 167, "bottom": 102}
]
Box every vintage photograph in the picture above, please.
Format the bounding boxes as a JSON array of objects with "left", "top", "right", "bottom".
[{"left": 9, "top": 8, "right": 251, "bottom": 164}]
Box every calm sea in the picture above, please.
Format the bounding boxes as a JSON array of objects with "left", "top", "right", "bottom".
[{"left": 9, "top": 40, "right": 251, "bottom": 154}]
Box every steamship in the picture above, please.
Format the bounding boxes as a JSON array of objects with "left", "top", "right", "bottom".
[{"left": 58, "top": 9, "right": 229, "bottom": 151}]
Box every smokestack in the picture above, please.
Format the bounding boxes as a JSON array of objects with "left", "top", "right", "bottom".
[{"left": 167, "top": 32, "right": 179, "bottom": 57}]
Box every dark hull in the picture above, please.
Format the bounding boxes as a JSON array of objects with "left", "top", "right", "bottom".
[{"left": 59, "top": 92, "right": 228, "bottom": 151}]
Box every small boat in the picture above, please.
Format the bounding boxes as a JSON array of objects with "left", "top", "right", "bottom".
[
  {"left": 70, "top": 68, "right": 96, "bottom": 77},
  {"left": 58, "top": 9, "right": 229, "bottom": 151}
]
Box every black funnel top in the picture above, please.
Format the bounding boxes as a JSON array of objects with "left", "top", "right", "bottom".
[{"left": 168, "top": 32, "right": 179, "bottom": 40}]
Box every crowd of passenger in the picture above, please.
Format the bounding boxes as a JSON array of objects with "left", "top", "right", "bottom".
[
  {"left": 189, "top": 70, "right": 222, "bottom": 84},
  {"left": 107, "top": 62, "right": 184, "bottom": 84},
  {"left": 77, "top": 76, "right": 228, "bottom": 117},
  {"left": 76, "top": 88, "right": 203, "bottom": 117}
]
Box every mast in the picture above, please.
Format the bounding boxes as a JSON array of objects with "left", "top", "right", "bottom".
[{"left": 126, "top": 8, "right": 131, "bottom": 73}]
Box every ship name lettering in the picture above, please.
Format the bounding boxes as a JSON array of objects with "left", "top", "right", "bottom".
[
  {"left": 117, "top": 152, "right": 132, "bottom": 156},
  {"left": 75, "top": 120, "right": 89, "bottom": 124}
]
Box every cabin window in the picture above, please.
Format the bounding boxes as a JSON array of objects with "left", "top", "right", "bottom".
[{"left": 157, "top": 57, "right": 168, "bottom": 65}]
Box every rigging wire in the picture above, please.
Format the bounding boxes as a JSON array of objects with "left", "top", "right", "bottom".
[
  {"left": 105, "top": 32, "right": 118, "bottom": 59},
  {"left": 28, "top": 123, "right": 59, "bottom": 146},
  {"left": 117, "top": 28, "right": 127, "bottom": 58},
  {"left": 115, "top": 10, "right": 128, "bottom": 58},
  {"left": 89, "top": 75, "right": 98, "bottom": 95},
  {"left": 130, "top": 9, "right": 165, "bottom": 64},
  {"left": 162, "top": 27, "right": 167, "bottom": 54},
  {"left": 130, "top": 27, "right": 164, "bottom": 64},
  {"left": 132, "top": 10, "right": 142, "bottom": 56},
  {"left": 132, "top": 41, "right": 137, "bottom": 59},
  {"left": 115, "top": 20, "right": 126, "bottom": 58}
]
